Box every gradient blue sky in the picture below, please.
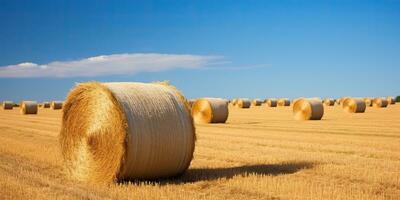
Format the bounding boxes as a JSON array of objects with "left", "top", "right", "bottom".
[{"left": 1, "top": 0, "right": 399, "bottom": 101}]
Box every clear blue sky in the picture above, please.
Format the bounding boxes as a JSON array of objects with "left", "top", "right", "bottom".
[{"left": 0, "top": 0, "right": 399, "bottom": 101}]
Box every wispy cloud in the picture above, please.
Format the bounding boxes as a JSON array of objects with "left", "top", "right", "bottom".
[{"left": 0, "top": 53, "right": 222, "bottom": 78}]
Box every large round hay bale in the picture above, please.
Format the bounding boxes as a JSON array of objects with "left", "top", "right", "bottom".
[
  {"left": 342, "top": 98, "right": 366, "bottom": 113},
  {"left": 51, "top": 101, "right": 63, "bottom": 110},
  {"left": 21, "top": 101, "right": 38, "bottom": 114},
  {"left": 323, "top": 98, "right": 334, "bottom": 106},
  {"left": 363, "top": 98, "right": 372, "bottom": 107},
  {"left": 277, "top": 98, "right": 290, "bottom": 107},
  {"left": 42, "top": 102, "right": 51, "bottom": 108},
  {"left": 387, "top": 96, "right": 395, "bottom": 105},
  {"left": 251, "top": 99, "right": 262, "bottom": 107},
  {"left": 235, "top": 98, "right": 251, "bottom": 108},
  {"left": 191, "top": 98, "right": 229, "bottom": 123},
  {"left": 372, "top": 98, "right": 388, "bottom": 108},
  {"left": 266, "top": 99, "right": 277, "bottom": 107},
  {"left": 59, "top": 82, "right": 195, "bottom": 183},
  {"left": 3, "top": 101, "right": 13, "bottom": 110},
  {"left": 293, "top": 99, "right": 324, "bottom": 120}
]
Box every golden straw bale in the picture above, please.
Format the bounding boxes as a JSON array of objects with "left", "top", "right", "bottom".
[
  {"left": 338, "top": 97, "right": 350, "bottom": 106},
  {"left": 235, "top": 98, "right": 251, "bottom": 108},
  {"left": 363, "top": 98, "right": 372, "bottom": 107},
  {"left": 323, "top": 98, "right": 334, "bottom": 106},
  {"left": 51, "top": 101, "right": 63, "bottom": 110},
  {"left": 372, "top": 98, "right": 388, "bottom": 108},
  {"left": 266, "top": 99, "right": 277, "bottom": 107},
  {"left": 230, "top": 99, "right": 237, "bottom": 107},
  {"left": 192, "top": 98, "right": 229, "bottom": 123},
  {"left": 2, "top": 101, "right": 13, "bottom": 110},
  {"left": 387, "top": 96, "right": 395, "bottom": 105},
  {"left": 42, "top": 102, "right": 51, "bottom": 108},
  {"left": 293, "top": 99, "right": 324, "bottom": 120},
  {"left": 60, "top": 82, "right": 195, "bottom": 183},
  {"left": 21, "top": 101, "right": 38, "bottom": 114},
  {"left": 251, "top": 99, "right": 262, "bottom": 107},
  {"left": 342, "top": 98, "right": 366, "bottom": 113},
  {"left": 277, "top": 98, "right": 290, "bottom": 107}
]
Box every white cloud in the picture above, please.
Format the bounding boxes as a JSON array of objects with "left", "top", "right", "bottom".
[{"left": 0, "top": 53, "right": 222, "bottom": 78}]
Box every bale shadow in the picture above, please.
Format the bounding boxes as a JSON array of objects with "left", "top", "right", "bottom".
[{"left": 120, "top": 161, "right": 316, "bottom": 185}]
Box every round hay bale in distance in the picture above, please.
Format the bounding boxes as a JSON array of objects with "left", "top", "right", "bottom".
[
  {"left": 42, "top": 102, "right": 51, "bottom": 108},
  {"left": 251, "top": 99, "right": 262, "bottom": 107},
  {"left": 387, "top": 96, "right": 395, "bottom": 105},
  {"left": 236, "top": 98, "right": 251, "bottom": 108},
  {"left": 60, "top": 82, "right": 195, "bottom": 183},
  {"left": 191, "top": 98, "right": 229, "bottom": 123},
  {"left": 293, "top": 99, "right": 324, "bottom": 120},
  {"left": 266, "top": 99, "right": 277, "bottom": 107},
  {"left": 363, "top": 98, "right": 372, "bottom": 107},
  {"left": 277, "top": 98, "right": 290, "bottom": 107},
  {"left": 323, "top": 98, "right": 334, "bottom": 106},
  {"left": 51, "top": 101, "right": 63, "bottom": 110},
  {"left": 372, "top": 98, "right": 388, "bottom": 108},
  {"left": 3, "top": 101, "right": 13, "bottom": 110},
  {"left": 342, "top": 98, "right": 366, "bottom": 113},
  {"left": 21, "top": 101, "right": 38, "bottom": 114}
]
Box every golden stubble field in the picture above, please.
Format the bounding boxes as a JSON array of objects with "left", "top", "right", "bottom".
[{"left": 0, "top": 104, "right": 399, "bottom": 199}]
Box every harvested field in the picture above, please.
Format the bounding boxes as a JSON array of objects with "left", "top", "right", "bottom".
[{"left": 0, "top": 104, "right": 399, "bottom": 199}]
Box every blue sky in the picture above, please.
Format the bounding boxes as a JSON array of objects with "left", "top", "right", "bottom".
[{"left": 0, "top": 0, "right": 399, "bottom": 101}]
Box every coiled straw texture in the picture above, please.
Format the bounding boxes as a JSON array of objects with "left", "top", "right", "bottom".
[
  {"left": 251, "top": 99, "right": 262, "bottom": 107},
  {"left": 372, "top": 98, "right": 388, "bottom": 108},
  {"left": 363, "top": 98, "right": 372, "bottom": 107},
  {"left": 21, "top": 101, "right": 38, "bottom": 114},
  {"left": 60, "top": 82, "right": 195, "bottom": 183},
  {"left": 342, "top": 98, "right": 366, "bottom": 113},
  {"left": 277, "top": 98, "right": 290, "bottom": 107},
  {"left": 266, "top": 99, "right": 277, "bottom": 107},
  {"left": 323, "top": 99, "right": 334, "bottom": 106},
  {"left": 235, "top": 99, "right": 251, "bottom": 108},
  {"left": 191, "top": 98, "right": 229, "bottom": 123},
  {"left": 293, "top": 99, "right": 324, "bottom": 120}
]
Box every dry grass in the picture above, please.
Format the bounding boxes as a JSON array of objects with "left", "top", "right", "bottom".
[{"left": 0, "top": 104, "right": 399, "bottom": 199}]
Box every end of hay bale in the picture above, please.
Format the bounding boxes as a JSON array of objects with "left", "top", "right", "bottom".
[
  {"left": 323, "top": 98, "right": 334, "bottom": 106},
  {"left": 251, "top": 99, "right": 262, "bottom": 107},
  {"left": 21, "top": 101, "right": 38, "bottom": 114},
  {"left": 277, "top": 98, "right": 290, "bottom": 107},
  {"left": 372, "top": 98, "right": 389, "bottom": 108},
  {"left": 60, "top": 82, "right": 195, "bottom": 183},
  {"left": 191, "top": 98, "right": 229, "bottom": 123},
  {"left": 2, "top": 101, "right": 13, "bottom": 110},
  {"left": 236, "top": 98, "right": 251, "bottom": 108},
  {"left": 363, "top": 98, "right": 372, "bottom": 107},
  {"left": 266, "top": 99, "right": 277, "bottom": 107},
  {"left": 293, "top": 99, "right": 324, "bottom": 120},
  {"left": 342, "top": 98, "right": 366, "bottom": 113}
]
